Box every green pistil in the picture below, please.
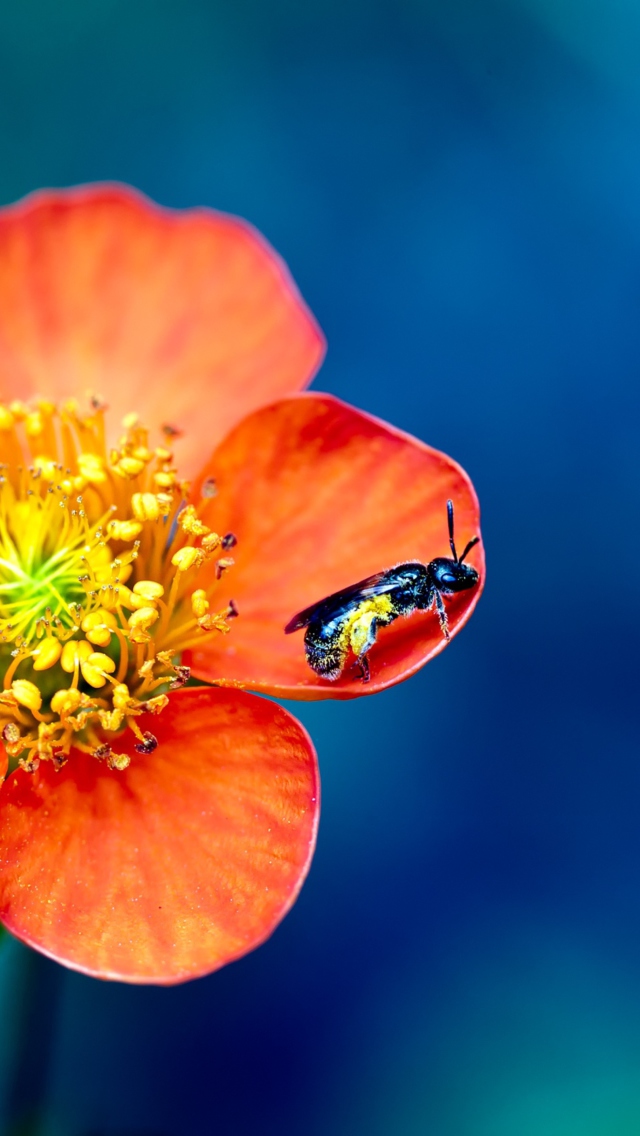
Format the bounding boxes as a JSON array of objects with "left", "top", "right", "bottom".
[{"left": 0, "top": 555, "right": 86, "bottom": 645}]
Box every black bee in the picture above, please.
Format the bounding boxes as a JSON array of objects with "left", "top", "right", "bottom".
[{"left": 284, "top": 500, "right": 480, "bottom": 683}]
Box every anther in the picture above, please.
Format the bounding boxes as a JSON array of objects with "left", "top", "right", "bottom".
[
  {"left": 171, "top": 546, "right": 203, "bottom": 572},
  {"left": 19, "top": 755, "right": 40, "bottom": 773},
  {"left": 112, "top": 684, "right": 132, "bottom": 711},
  {"left": 11, "top": 680, "right": 43, "bottom": 713},
  {"left": 132, "top": 492, "right": 161, "bottom": 522},
  {"left": 114, "top": 456, "right": 146, "bottom": 479},
  {"left": 108, "top": 519, "right": 143, "bottom": 541},
  {"left": 134, "top": 731, "right": 158, "bottom": 755},
  {"left": 215, "top": 557, "right": 235, "bottom": 579},
  {"left": 128, "top": 606, "right": 160, "bottom": 634},
  {"left": 178, "top": 506, "right": 209, "bottom": 537},
  {"left": 107, "top": 752, "right": 131, "bottom": 771},
  {"left": 31, "top": 638, "right": 63, "bottom": 670},
  {"left": 61, "top": 639, "right": 93, "bottom": 673},
  {"left": 201, "top": 533, "right": 221, "bottom": 552},
  {"left": 2, "top": 722, "right": 21, "bottom": 745},
  {"left": 132, "top": 580, "right": 165, "bottom": 602},
  {"left": 78, "top": 453, "right": 107, "bottom": 484},
  {"left": 81, "top": 652, "right": 117, "bottom": 689},
  {"left": 154, "top": 470, "right": 177, "bottom": 489},
  {"left": 169, "top": 665, "right": 190, "bottom": 690},
  {"left": 81, "top": 609, "right": 118, "bottom": 646},
  {"left": 191, "top": 590, "right": 209, "bottom": 619},
  {"left": 145, "top": 694, "right": 169, "bottom": 714},
  {"left": 201, "top": 477, "right": 217, "bottom": 499},
  {"left": 51, "top": 688, "right": 83, "bottom": 715}
]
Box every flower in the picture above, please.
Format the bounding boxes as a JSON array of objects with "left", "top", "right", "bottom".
[{"left": 0, "top": 185, "right": 484, "bottom": 984}]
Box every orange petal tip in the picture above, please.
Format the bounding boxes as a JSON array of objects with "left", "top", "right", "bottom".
[{"left": 188, "top": 393, "right": 484, "bottom": 699}]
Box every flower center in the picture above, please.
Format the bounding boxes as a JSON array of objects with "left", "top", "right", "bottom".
[{"left": 0, "top": 398, "right": 236, "bottom": 773}]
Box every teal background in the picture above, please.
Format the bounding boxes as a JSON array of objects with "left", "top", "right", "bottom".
[{"left": 0, "top": 1, "right": 639, "bottom": 1133}]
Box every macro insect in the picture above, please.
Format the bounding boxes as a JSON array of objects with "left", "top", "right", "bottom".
[{"left": 284, "top": 500, "right": 480, "bottom": 683}]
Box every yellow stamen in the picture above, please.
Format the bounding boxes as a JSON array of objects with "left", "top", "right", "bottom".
[{"left": 0, "top": 397, "right": 236, "bottom": 774}]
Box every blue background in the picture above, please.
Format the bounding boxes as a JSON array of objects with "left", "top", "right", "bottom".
[{"left": 0, "top": 1, "right": 639, "bottom": 1132}]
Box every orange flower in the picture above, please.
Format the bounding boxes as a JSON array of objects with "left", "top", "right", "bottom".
[{"left": 0, "top": 185, "right": 484, "bottom": 984}]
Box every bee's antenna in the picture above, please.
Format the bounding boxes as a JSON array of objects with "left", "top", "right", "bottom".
[
  {"left": 446, "top": 499, "right": 458, "bottom": 561},
  {"left": 459, "top": 536, "right": 480, "bottom": 564}
]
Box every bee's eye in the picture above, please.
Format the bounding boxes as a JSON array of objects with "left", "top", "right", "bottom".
[{"left": 440, "top": 572, "right": 457, "bottom": 587}]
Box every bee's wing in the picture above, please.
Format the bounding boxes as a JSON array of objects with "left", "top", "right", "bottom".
[{"left": 284, "top": 571, "right": 394, "bottom": 633}]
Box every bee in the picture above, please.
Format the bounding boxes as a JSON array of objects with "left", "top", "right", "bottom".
[{"left": 284, "top": 500, "right": 480, "bottom": 683}]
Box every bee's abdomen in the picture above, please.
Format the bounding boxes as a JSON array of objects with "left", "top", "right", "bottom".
[{"left": 304, "top": 618, "right": 348, "bottom": 680}]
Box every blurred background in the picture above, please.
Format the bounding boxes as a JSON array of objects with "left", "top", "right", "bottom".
[{"left": 0, "top": 0, "right": 639, "bottom": 1132}]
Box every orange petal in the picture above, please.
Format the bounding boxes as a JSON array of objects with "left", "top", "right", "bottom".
[
  {"left": 0, "top": 688, "right": 319, "bottom": 984},
  {"left": 0, "top": 184, "right": 324, "bottom": 474},
  {"left": 188, "top": 394, "right": 484, "bottom": 698}
]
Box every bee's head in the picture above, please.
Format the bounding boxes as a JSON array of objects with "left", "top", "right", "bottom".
[
  {"left": 431, "top": 498, "right": 480, "bottom": 592},
  {"left": 430, "top": 557, "right": 479, "bottom": 593}
]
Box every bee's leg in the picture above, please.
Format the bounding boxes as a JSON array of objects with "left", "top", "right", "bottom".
[
  {"left": 350, "top": 613, "right": 378, "bottom": 682},
  {"left": 434, "top": 589, "right": 450, "bottom": 640}
]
